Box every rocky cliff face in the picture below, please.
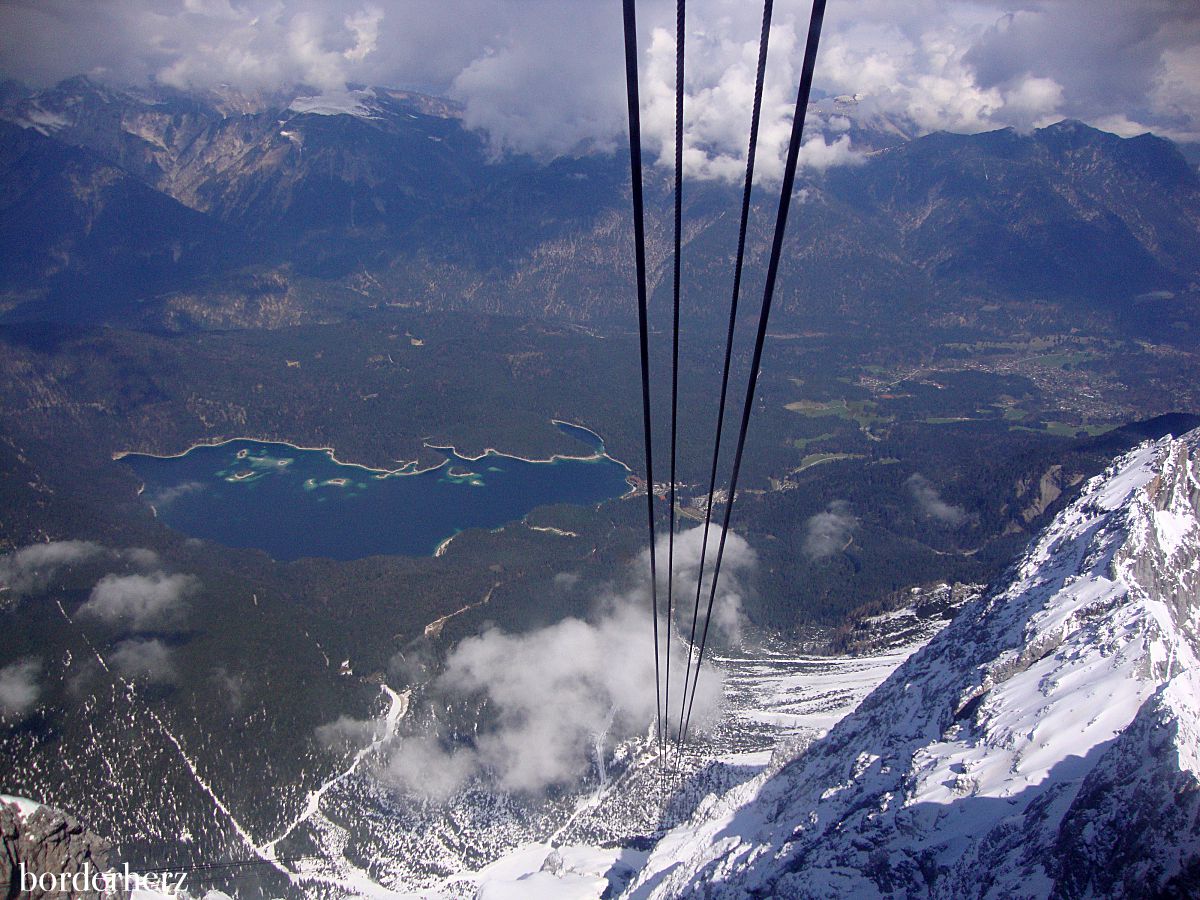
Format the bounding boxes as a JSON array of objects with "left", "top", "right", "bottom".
[
  {"left": 629, "top": 429, "right": 1200, "bottom": 898},
  {"left": 0, "top": 797, "right": 119, "bottom": 899}
]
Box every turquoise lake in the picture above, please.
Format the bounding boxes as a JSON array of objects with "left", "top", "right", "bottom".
[{"left": 119, "top": 422, "right": 631, "bottom": 561}]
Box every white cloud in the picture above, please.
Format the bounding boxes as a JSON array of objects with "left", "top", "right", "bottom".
[
  {"left": 145, "top": 482, "right": 204, "bottom": 508},
  {"left": 110, "top": 638, "right": 176, "bottom": 684},
  {"left": 797, "top": 133, "right": 866, "bottom": 170},
  {"left": 553, "top": 572, "right": 581, "bottom": 590},
  {"left": 658, "top": 525, "right": 754, "bottom": 646},
  {"left": 378, "top": 528, "right": 750, "bottom": 798},
  {"left": 382, "top": 596, "right": 718, "bottom": 795},
  {"left": 213, "top": 666, "right": 246, "bottom": 711},
  {"left": 315, "top": 714, "right": 382, "bottom": 752},
  {"left": 380, "top": 735, "right": 479, "bottom": 803},
  {"left": 804, "top": 500, "right": 857, "bottom": 559},
  {"left": 79, "top": 572, "right": 196, "bottom": 630},
  {"left": 817, "top": 5, "right": 1009, "bottom": 135},
  {"left": 1002, "top": 74, "right": 1065, "bottom": 128},
  {"left": 0, "top": 659, "right": 41, "bottom": 719},
  {"left": 450, "top": 3, "right": 627, "bottom": 158},
  {"left": 1, "top": 0, "right": 1197, "bottom": 168},
  {"left": 0, "top": 542, "right": 166, "bottom": 606},
  {"left": 343, "top": 6, "right": 382, "bottom": 63},
  {"left": 965, "top": 2, "right": 1200, "bottom": 141},
  {"left": 0, "top": 540, "right": 103, "bottom": 601},
  {"left": 907, "top": 473, "right": 968, "bottom": 527},
  {"left": 123, "top": 547, "right": 160, "bottom": 568}
]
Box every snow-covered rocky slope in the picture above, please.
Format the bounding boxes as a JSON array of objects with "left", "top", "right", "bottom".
[
  {"left": 409, "top": 592, "right": 972, "bottom": 899},
  {"left": 0, "top": 795, "right": 240, "bottom": 900},
  {"left": 630, "top": 429, "right": 1200, "bottom": 899},
  {"left": 275, "top": 589, "right": 970, "bottom": 898}
]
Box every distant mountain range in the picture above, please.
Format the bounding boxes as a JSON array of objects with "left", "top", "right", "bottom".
[{"left": 2, "top": 78, "right": 1198, "bottom": 339}]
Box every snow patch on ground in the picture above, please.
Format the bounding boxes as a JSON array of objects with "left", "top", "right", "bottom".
[
  {"left": 0, "top": 793, "right": 42, "bottom": 817},
  {"left": 1155, "top": 508, "right": 1196, "bottom": 558},
  {"left": 471, "top": 844, "right": 632, "bottom": 900},
  {"left": 289, "top": 89, "right": 379, "bottom": 118},
  {"left": 14, "top": 105, "right": 70, "bottom": 135}
]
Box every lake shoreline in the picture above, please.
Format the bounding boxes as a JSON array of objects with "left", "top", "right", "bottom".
[
  {"left": 113, "top": 437, "right": 436, "bottom": 476},
  {"left": 115, "top": 424, "right": 636, "bottom": 560},
  {"left": 112, "top": 419, "right": 632, "bottom": 479}
]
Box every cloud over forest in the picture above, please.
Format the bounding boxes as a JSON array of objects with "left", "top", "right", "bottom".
[
  {"left": 907, "top": 473, "right": 968, "bottom": 527},
  {"left": 0, "top": 659, "right": 41, "bottom": 720},
  {"left": 804, "top": 500, "right": 858, "bottom": 559},
  {"left": 367, "top": 527, "right": 752, "bottom": 798},
  {"left": 79, "top": 572, "right": 197, "bottom": 631}
]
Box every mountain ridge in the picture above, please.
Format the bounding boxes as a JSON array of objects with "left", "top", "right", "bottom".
[
  {"left": 1, "top": 78, "right": 1198, "bottom": 339},
  {"left": 629, "top": 427, "right": 1200, "bottom": 898}
]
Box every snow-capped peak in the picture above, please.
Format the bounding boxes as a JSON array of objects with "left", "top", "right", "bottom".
[
  {"left": 287, "top": 88, "right": 380, "bottom": 119},
  {"left": 629, "top": 428, "right": 1200, "bottom": 898}
]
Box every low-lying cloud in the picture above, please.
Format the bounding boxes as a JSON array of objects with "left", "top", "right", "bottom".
[
  {"left": 145, "top": 482, "right": 204, "bottom": 509},
  {"left": 315, "top": 714, "right": 383, "bottom": 753},
  {"left": 378, "top": 597, "right": 725, "bottom": 798},
  {"left": 0, "top": 543, "right": 198, "bottom": 700},
  {"left": 661, "top": 525, "right": 755, "bottom": 646},
  {"left": 79, "top": 572, "right": 196, "bottom": 631},
  {"left": 553, "top": 571, "right": 581, "bottom": 591},
  {"left": 803, "top": 500, "right": 857, "bottom": 559},
  {"left": 0, "top": 659, "right": 41, "bottom": 719},
  {"left": 212, "top": 667, "right": 246, "bottom": 712},
  {"left": 0, "top": 540, "right": 103, "bottom": 601},
  {"left": 907, "top": 473, "right": 968, "bottom": 527},
  {"left": 111, "top": 638, "right": 176, "bottom": 684},
  {"left": 374, "top": 526, "right": 751, "bottom": 799},
  {"left": 0, "top": 541, "right": 163, "bottom": 604}
]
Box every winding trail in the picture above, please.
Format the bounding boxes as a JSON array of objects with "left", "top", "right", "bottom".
[
  {"left": 422, "top": 582, "right": 498, "bottom": 638},
  {"left": 258, "top": 684, "right": 409, "bottom": 861}
]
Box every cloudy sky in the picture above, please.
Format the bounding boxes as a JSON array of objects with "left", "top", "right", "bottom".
[{"left": 1, "top": 0, "right": 1197, "bottom": 167}]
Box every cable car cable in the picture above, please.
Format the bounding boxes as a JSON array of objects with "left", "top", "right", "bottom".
[
  {"left": 665, "top": 0, "right": 685, "bottom": 748},
  {"left": 621, "top": 0, "right": 665, "bottom": 751},
  {"left": 680, "top": 0, "right": 829, "bottom": 747},
  {"left": 676, "top": 0, "right": 774, "bottom": 750}
]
